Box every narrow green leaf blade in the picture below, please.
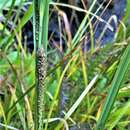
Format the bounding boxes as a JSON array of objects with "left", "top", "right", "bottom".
[{"left": 95, "top": 43, "right": 130, "bottom": 130}]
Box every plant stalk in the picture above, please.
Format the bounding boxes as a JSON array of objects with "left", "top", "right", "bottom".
[{"left": 33, "top": 0, "right": 49, "bottom": 129}]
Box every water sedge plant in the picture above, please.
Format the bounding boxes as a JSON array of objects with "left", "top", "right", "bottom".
[{"left": 33, "top": 0, "right": 49, "bottom": 129}]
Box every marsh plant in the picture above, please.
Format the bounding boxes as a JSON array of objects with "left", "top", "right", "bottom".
[{"left": 0, "top": 0, "right": 130, "bottom": 130}]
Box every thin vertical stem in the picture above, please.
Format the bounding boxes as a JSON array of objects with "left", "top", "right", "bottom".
[{"left": 33, "top": 0, "right": 49, "bottom": 130}]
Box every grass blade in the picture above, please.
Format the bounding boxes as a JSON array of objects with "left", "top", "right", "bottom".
[{"left": 95, "top": 43, "right": 130, "bottom": 130}]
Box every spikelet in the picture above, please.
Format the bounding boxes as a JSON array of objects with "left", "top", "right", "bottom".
[
  {"left": 36, "top": 47, "right": 47, "bottom": 83},
  {"left": 36, "top": 47, "right": 47, "bottom": 130}
]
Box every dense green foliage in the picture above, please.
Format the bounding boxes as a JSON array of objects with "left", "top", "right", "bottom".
[{"left": 0, "top": 0, "right": 130, "bottom": 130}]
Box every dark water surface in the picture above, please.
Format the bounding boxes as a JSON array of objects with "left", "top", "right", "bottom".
[{"left": 21, "top": 0, "right": 126, "bottom": 52}]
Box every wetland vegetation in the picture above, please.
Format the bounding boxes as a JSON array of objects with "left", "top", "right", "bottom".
[{"left": 0, "top": 0, "right": 130, "bottom": 130}]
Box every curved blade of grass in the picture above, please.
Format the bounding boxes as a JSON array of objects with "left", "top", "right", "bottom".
[
  {"left": 0, "top": 123, "right": 18, "bottom": 130},
  {"left": 0, "top": 102, "right": 8, "bottom": 130},
  {"left": 65, "top": 75, "right": 98, "bottom": 120},
  {"left": 8, "top": 84, "right": 27, "bottom": 130},
  {"left": 51, "top": 0, "right": 104, "bottom": 50},
  {"left": 1, "top": 52, "right": 34, "bottom": 130},
  {"left": 0, "top": 0, "right": 25, "bottom": 9},
  {"left": 44, "top": 117, "right": 69, "bottom": 130},
  {"left": 95, "top": 43, "right": 130, "bottom": 130},
  {"left": 80, "top": 50, "right": 88, "bottom": 85},
  {"left": 0, "top": 4, "right": 33, "bottom": 51},
  {"left": 6, "top": 84, "right": 34, "bottom": 115},
  {"left": 45, "top": 55, "right": 77, "bottom": 130},
  {"left": 55, "top": 74, "right": 99, "bottom": 130},
  {"left": 107, "top": 100, "right": 130, "bottom": 130},
  {"left": 1, "top": 0, "right": 16, "bottom": 35},
  {"left": 71, "top": 0, "right": 97, "bottom": 46},
  {"left": 117, "top": 0, "right": 130, "bottom": 41},
  {"left": 39, "top": 0, "right": 50, "bottom": 52}
]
